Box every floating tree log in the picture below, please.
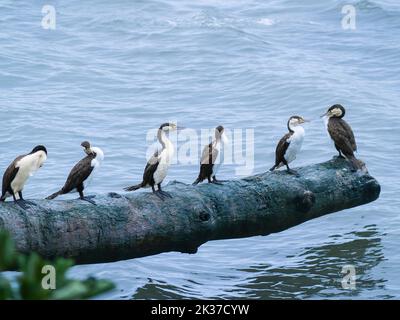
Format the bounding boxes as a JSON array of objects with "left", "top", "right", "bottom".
[{"left": 0, "top": 158, "right": 380, "bottom": 265}]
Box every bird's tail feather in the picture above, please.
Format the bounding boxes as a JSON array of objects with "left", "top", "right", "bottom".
[
  {"left": 348, "top": 156, "right": 363, "bottom": 171},
  {"left": 124, "top": 183, "right": 143, "bottom": 192},
  {"left": 46, "top": 190, "right": 63, "bottom": 200},
  {"left": 192, "top": 177, "right": 202, "bottom": 185}
]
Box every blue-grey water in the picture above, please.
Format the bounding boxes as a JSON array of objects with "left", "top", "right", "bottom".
[{"left": 1, "top": 0, "right": 399, "bottom": 299}]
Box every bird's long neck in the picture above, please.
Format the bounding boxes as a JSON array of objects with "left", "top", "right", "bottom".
[
  {"left": 289, "top": 124, "right": 304, "bottom": 136},
  {"left": 23, "top": 151, "right": 47, "bottom": 174},
  {"left": 158, "top": 130, "right": 174, "bottom": 153},
  {"left": 288, "top": 121, "right": 294, "bottom": 133},
  {"left": 90, "top": 147, "right": 104, "bottom": 162}
]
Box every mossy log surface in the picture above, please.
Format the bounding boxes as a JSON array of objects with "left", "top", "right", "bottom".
[{"left": 0, "top": 158, "right": 380, "bottom": 265}]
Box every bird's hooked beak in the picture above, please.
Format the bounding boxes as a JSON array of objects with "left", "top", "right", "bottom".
[
  {"left": 301, "top": 119, "right": 311, "bottom": 123},
  {"left": 167, "top": 124, "right": 185, "bottom": 132},
  {"left": 320, "top": 111, "right": 329, "bottom": 118}
]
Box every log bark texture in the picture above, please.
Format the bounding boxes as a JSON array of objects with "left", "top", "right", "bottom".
[{"left": 0, "top": 158, "right": 380, "bottom": 265}]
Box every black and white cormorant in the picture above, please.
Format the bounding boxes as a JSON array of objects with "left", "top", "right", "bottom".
[
  {"left": 0, "top": 145, "right": 47, "bottom": 209},
  {"left": 193, "top": 125, "right": 228, "bottom": 185},
  {"left": 46, "top": 141, "right": 104, "bottom": 204},
  {"left": 321, "top": 104, "right": 362, "bottom": 171},
  {"left": 124, "top": 123, "right": 181, "bottom": 200},
  {"left": 270, "top": 116, "right": 308, "bottom": 175}
]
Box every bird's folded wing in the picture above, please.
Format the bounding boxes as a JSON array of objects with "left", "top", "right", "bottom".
[
  {"left": 200, "top": 142, "right": 218, "bottom": 165},
  {"left": 328, "top": 120, "right": 357, "bottom": 153},
  {"left": 62, "top": 156, "right": 94, "bottom": 192},
  {"left": 276, "top": 133, "right": 291, "bottom": 159}
]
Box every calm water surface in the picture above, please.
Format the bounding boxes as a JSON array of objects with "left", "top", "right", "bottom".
[{"left": 0, "top": 0, "right": 399, "bottom": 299}]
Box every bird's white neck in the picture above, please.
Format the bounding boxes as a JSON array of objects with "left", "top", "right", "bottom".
[
  {"left": 159, "top": 130, "right": 174, "bottom": 158},
  {"left": 90, "top": 147, "right": 104, "bottom": 162},
  {"left": 32, "top": 151, "right": 47, "bottom": 171},
  {"left": 215, "top": 132, "right": 228, "bottom": 148},
  {"left": 289, "top": 125, "right": 305, "bottom": 135}
]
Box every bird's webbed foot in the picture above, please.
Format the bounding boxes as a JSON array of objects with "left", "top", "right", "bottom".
[
  {"left": 15, "top": 200, "right": 33, "bottom": 210},
  {"left": 286, "top": 169, "right": 300, "bottom": 177},
  {"left": 212, "top": 177, "right": 226, "bottom": 184},
  {"left": 24, "top": 200, "right": 37, "bottom": 206},
  {"left": 108, "top": 192, "right": 122, "bottom": 199},
  {"left": 153, "top": 190, "right": 166, "bottom": 200},
  {"left": 159, "top": 190, "right": 172, "bottom": 198},
  {"left": 80, "top": 197, "right": 97, "bottom": 205}
]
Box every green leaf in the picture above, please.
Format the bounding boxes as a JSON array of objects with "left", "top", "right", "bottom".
[
  {"left": 0, "top": 231, "right": 17, "bottom": 270},
  {"left": 18, "top": 253, "right": 51, "bottom": 300},
  {"left": 0, "top": 231, "right": 115, "bottom": 300}
]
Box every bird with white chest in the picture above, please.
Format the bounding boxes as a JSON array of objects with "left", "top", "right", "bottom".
[
  {"left": 124, "top": 123, "right": 183, "bottom": 200},
  {"left": 0, "top": 145, "right": 47, "bottom": 209},
  {"left": 46, "top": 141, "right": 104, "bottom": 205},
  {"left": 270, "top": 116, "right": 309, "bottom": 175},
  {"left": 193, "top": 125, "right": 228, "bottom": 185}
]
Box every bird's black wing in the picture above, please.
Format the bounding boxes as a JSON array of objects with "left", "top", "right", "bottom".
[
  {"left": 197, "top": 142, "right": 217, "bottom": 180},
  {"left": 328, "top": 118, "right": 357, "bottom": 156},
  {"left": 275, "top": 133, "right": 292, "bottom": 165},
  {"left": 339, "top": 119, "right": 357, "bottom": 152},
  {"left": 62, "top": 155, "right": 94, "bottom": 193},
  {"left": 2, "top": 155, "right": 24, "bottom": 196},
  {"left": 142, "top": 150, "right": 160, "bottom": 185},
  {"left": 200, "top": 142, "right": 218, "bottom": 165}
]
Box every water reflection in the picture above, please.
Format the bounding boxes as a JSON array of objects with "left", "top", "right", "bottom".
[
  {"left": 134, "top": 279, "right": 199, "bottom": 300},
  {"left": 235, "top": 225, "right": 386, "bottom": 299},
  {"left": 131, "top": 224, "right": 388, "bottom": 299}
]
